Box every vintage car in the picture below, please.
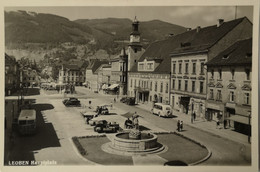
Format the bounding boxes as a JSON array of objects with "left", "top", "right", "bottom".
[
  {"left": 63, "top": 98, "right": 81, "bottom": 107},
  {"left": 120, "top": 97, "right": 135, "bottom": 105},
  {"left": 80, "top": 111, "right": 98, "bottom": 124},
  {"left": 94, "top": 121, "right": 120, "bottom": 133},
  {"left": 89, "top": 119, "right": 107, "bottom": 126},
  {"left": 95, "top": 105, "right": 109, "bottom": 115}
]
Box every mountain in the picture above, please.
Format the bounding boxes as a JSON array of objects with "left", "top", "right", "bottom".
[
  {"left": 75, "top": 18, "right": 187, "bottom": 43},
  {"left": 5, "top": 10, "right": 187, "bottom": 62}
]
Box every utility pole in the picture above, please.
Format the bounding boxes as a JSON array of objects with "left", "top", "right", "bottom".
[{"left": 235, "top": 6, "right": 237, "bottom": 19}]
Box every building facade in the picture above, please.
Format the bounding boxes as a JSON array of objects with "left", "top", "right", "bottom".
[
  {"left": 206, "top": 38, "right": 252, "bottom": 135},
  {"left": 5, "top": 53, "right": 20, "bottom": 96},
  {"left": 110, "top": 48, "right": 128, "bottom": 95},
  {"left": 58, "top": 60, "right": 87, "bottom": 86},
  {"left": 170, "top": 17, "right": 252, "bottom": 118}
]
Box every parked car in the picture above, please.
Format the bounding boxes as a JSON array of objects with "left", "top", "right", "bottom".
[
  {"left": 63, "top": 98, "right": 81, "bottom": 107},
  {"left": 89, "top": 119, "right": 107, "bottom": 126},
  {"left": 95, "top": 105, "right": 109, "bottom": 115},
  {"left": 151, "top": 103, "right": 172, "bottom": 117},
  {"left": 80, "top": 111, "right": 98, "bottom": 124},
  {"left": 120, "top": 97, "right": 135, "bottom": 105},
  {"left": 94, "top": 121, "right": 120, "bottom": 133}
]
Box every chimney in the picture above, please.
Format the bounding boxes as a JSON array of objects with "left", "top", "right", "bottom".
[
  {"left": 196, "top": 26, "right": 201, "bottom": 33},
  {"left": 186, "top": 28, "right": 192, "bottom": 31},
  {"left": 217, "top": 19, "right": 224, "bottom": 27}
]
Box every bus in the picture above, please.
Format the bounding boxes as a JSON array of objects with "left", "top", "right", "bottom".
[{"left": 18, "top": 109, "right": 37, "bottom": 135}]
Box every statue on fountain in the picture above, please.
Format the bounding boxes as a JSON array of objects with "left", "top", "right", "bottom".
[{"left": 129, "top": 112, "right": 141, "bottom": 140}]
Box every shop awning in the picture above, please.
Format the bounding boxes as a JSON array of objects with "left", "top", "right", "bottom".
[
  {"left": 226, "top": 115, "right": 250, "bottom": 125},
  {"left": 107, "top": 84, "right": 119, "bottom": 90}
]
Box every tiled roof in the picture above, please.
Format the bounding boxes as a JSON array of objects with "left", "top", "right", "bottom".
[
  {"left": 87, "top": 59, "right": 110, "bottom": 73},
  {"left": 206, "top": 38, "right": 252, "bottom": 66},
  {"left": 130, "top": 17, "right": 247, "bottom": 74},
  {"left": 63, "top": 59, "right": 88, "bottom": 70}
]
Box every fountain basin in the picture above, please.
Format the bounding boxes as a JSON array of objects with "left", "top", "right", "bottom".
[{"left": 111, "top": 132, "right": 161, "bottom": 152}]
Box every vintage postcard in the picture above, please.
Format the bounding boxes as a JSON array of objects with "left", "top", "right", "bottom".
[{"left": 0, "top": 0, "right": 259, "bottom": 172}]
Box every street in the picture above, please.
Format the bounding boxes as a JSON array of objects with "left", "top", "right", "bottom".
[{"left": 5, "top": 86, "right": 251, "bottom": 165}]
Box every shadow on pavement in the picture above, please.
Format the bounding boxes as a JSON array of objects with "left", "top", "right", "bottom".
[
  {"left": 11, "top": 88, "right": 40, "bottom": 96},
  {"left": 6, "top": 103, "right": 61, "bottom": 165},
  {"left": 164, "top": 160, "right": 188, "bottom": 166}
]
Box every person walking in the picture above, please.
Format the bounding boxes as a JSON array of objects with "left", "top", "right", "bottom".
[
  {"left": 216, "top": 119, "right": 220, "bottom": 129},
  {"left": 177, "top": 120, "right": 180, "bottom": 132},
  {"left": 180, "top": 121, "right": 183, "bottom": 131},
  {"left": 191, "top": 112, "right": 194, "bottom": 124}
]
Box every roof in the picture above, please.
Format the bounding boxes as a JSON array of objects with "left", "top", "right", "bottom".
[
  {"left": 19, "top": 109, "right": 36, "bottom": 120},
  {"left": 130, "top": 17, "right": 248, "bottom": 74},
  {"left": 206, "top": 38, "right": 252, "bottom": 66},
  {"left": 86, "top": 59, "right": 110, "bottom": 73},
  {"left": 63, "top": 59, "right": 88, "bottom": 70}
]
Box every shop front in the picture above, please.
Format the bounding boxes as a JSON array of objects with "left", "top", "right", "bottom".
[
  {"left": 226, "top": 105, "right": 251, "bottom": 136},
  {"left": 205, "top": 101, "right": 224, "bottom": 122}
]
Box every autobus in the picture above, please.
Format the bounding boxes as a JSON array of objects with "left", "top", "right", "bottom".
[{"left": 18, "top": 109, "right": 37, "bottom": 135}]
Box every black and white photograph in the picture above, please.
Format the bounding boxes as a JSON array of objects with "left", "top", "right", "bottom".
[{"left": 1, "top": 1, "right": 259, "bottom": 172}]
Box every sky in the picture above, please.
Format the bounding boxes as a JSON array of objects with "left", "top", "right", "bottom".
[{"left": 5, "top": 6, "right": 253, "bottom": 28}]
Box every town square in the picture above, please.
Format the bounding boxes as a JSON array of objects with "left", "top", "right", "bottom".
[{"left": 3, "top": 5, "right": 257, "bottom": 169}]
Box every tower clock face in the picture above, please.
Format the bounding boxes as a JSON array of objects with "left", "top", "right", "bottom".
[{"left": 130, "top": 35, "right": 140, "bottom": 43}]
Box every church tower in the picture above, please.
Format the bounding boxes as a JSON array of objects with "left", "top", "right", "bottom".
[{"left": 128, "top": 16, "right": 143, "bottom": 71}]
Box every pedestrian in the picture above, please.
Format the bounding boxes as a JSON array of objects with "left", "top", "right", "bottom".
[
  {"left": 177, "top": 120, "right": 180, "bottom": 131},
  {"left": 216, "top": 119, "right": 220, "bottom": 129},
  {"left": 114, "top": 98, "right": 116, "bottom": 103},
  {"left": 180, "top": 121, "right": 183, "bottom": 131},
  {"left": 191, "top": 112, "right": 194, "bottom": 124}
]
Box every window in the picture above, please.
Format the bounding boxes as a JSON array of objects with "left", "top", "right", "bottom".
[
  {"left": 139, "top": 80, "right": 140, "bottom": 87},
  {"left": 172, "top": 79, "right": 175, "bottom": 89},
  {"left": 130, "top": 79, "right": 132, "bottom": 87},
  {"left": 150, "top": 81, "right": 153, "bottom": 91},
  {"left": 155, "top": 82, "right": 157, "bottom": 92},
  {"left": 134, "top": 79, "right": 136, "bottom": 87},
  {"left": 200, "top": 62, "right": 204, "bottom": 74},
  {"left": 147, "top": 63, "right": 153, "bottom": 70},
  {"left": 216, "top": 90, "right": 222, "bottom": 101},
  {"left": 244, "top": 92, "right": 250, "bottom": 105},
  {"left": 185, "top": 80, "right": 188, "bottom": 91},
  {"left": 200, "top": 82, "right": 203, "bottom": 93},
  {"left": 230, "top": 91, "right": 235, "bottom": 102},
  {"left": 192, "top": 81, "right": 195, "bottom": 92},
  {"left": 138, "top": 63, "right": 144, "bottom": 70},
  {"left": 160, "top": 83, "right": 163, "bottom": 93},
  {"left": 185, "top": 63, "right": 189, "bottom": 74},
  {"left": 178, "top": 80, "right": 181, "bottom": 90},
  {"left": 179, "top": 63, "right": 182, "bottom": 74},
  {"left": 211, "top": 69, "right": 214, "bottom": 79},
  {"left": 245, "top": 69, "right": 250, "bottom": 80},
  {"left": 166, "top": 83, "right": 168, "bottom": 93},
  {"left": 173, "top": 64, "right": 176, "bottom": 74},
  {"left": 231, "top": 69, "right": 235, "bottom": 80},
  {"left": 218, "top": 69, "right": 222, "bottom": 79},
  {"left": 209, "top": 89, "right": 214, "bottom": 99},
  {"left": 192, "top": 63, "right": 196, "bottom": 74}
]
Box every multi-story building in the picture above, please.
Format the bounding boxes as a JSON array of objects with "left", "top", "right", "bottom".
[
  {"left": 97, "top": 64, "right": 112, "bottom": 91},
  {"left": 85, "top": 60, "right": 110, "bottom": 92},
  {"left": 21, "top": 68, "right": 40, "bottom": 87},
  {"left": 110, "top": 48, "right": 128, "bottom": 95},
  {"left": 5, "top": 53, "right": 20, "bottom": 96},
  {"left": 170, "top": 17, "right": 252, "bottom": 118},
  {"left": 206, "top": 38, "right": 252, "bottom": 135},
  {"left": 58, "top": 59, "right": 88, "bottom": 86}
]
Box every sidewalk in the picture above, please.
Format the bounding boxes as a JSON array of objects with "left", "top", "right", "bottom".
[{"left": 135, "top": 103, "right": 250, "bottom": 146}]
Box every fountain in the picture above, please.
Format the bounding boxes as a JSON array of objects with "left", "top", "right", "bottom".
[{"left": 102, "top": 114, "right": 166, "bottom": 155}]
